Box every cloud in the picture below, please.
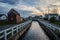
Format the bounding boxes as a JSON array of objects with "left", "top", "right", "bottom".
[
  {"left": 15, "top": 5, "right": 41, "bottom": 12},
  {"left": 0, "top": 0, "right": 60, "bottom": 17},
  {"left": 0, "top": 2, "right": 13, "bottom": 9},
  {"left": 0, "top": 2, "right": 14, "bottom": 15},
  {"left": 17, "top": 0, "right": 38, "bottom": 6},
  {"left": 0, "top": 0, "right": 19, "bottom": 4},
  {"left": 0, "top": 6, "right": 9, "bottom": 15}
]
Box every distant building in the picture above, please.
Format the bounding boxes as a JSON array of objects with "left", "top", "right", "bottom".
[
  {"left": 56, "top": 16, "right": 60, "bottom": 21},
  {"left": 0, "top": 14, "right": 7, "bottom": 20},
  {"left": 8, "top": 9, "right": 21, "bottom": 24},
  {"left": 45, "top": 13, "right": 58, "bottom": 20},
  {"left": 44, "top": 14, "right": 48, "bottom": 18},
  {"left": 58, "top": 16, "right": 60, "bottom": 20},
  {"left": 39, "top": 15, "right": 43, "bottom": 19}
]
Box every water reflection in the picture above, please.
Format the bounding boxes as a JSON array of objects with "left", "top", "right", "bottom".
[{"left": 22, "top": 21, "right": 50, "bottom": 40}]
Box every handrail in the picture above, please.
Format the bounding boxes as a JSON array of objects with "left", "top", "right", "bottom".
[
  {"left": 39, "top": 21, "right": 60, "bottom": 32},
  {"left": 38, "top": 20, "right": 60, "bottom": 40},
  {"left": 0, "top": 20, "right": 32, "bottom": 40}
]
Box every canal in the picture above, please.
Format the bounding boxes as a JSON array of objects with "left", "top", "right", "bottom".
[{"left": 20, "top": 21, "right": 50, "bottom": 40}]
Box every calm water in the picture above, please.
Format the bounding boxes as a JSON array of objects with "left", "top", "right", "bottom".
[{"left": 21, "top": 21, "right": 50, "bottom": 40}]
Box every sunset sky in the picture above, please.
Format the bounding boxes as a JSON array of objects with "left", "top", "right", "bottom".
[{"left": 0, "top": 0, "right": 60, "bottom": 17}]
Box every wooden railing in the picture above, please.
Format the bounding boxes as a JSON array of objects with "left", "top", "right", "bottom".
[
  {"left": 0, "top": 20, "right": 32, "bottom": 40},
  {"left": 40, "top": 21, "right": 60, "bottom": 32},
  {"left": 38, "top": 20, "right": 60, "bottom": 40}
]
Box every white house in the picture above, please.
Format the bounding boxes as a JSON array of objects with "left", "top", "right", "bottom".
[
  {"left": 56, "top": 16, "right": 60, "bottom": 21},
  {"left": 0, "top": 14, "right": 7, "bottom": 20},
  {"left": 45, "top": 13, "right": 58, "bottom": 20}
]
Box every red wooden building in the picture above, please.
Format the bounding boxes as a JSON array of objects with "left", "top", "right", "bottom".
[{"left": 8, "top": 9, "right": 21, "bottom": 24}]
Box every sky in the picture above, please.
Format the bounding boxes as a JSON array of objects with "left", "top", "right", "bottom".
[{"left": 0, "top": 0, "right": 60, "bottom": 17}]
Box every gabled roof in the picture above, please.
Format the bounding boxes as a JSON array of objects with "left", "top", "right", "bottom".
[
  {"left": 0, "top": 14, "right": 6, "bottom": 17},
  {"left": 8, "top": 9, "right": 20, "bottom": 16}
]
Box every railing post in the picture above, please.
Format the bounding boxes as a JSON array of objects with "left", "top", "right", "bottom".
[
  {"left": 17, "top": 26, "right": 18, "bottom": 32},
  {"left": 12, "top": 28, "right": 13, "bottom": 36},
  {"left": 4, "top": 30, "right": 7, "bottom": 40},
  {"left": 0, "top": 20, "right": 32, "bottom": 40},
  {"left": 59, "top": 29, "right": 60, "bottom": 32}
]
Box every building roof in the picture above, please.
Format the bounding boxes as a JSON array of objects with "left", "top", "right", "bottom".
[
  {"left": 48, "top": 14, "right": 58, "bottom": 16},
  {"left": 8, "top": 9, "right": 20, "bottom": 16},
  {"left": 0, "top": 14, "right": 6, "bottom": 17},
  {"left": 45, "top": 14, "right": 58, "bottom": 16}
]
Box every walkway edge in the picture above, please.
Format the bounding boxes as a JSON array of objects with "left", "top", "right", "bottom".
[
  {"left": 38, "top": 21, "right": 60, "bottom": 40},
  {"left": 8, "top": 22, "right": 32, "bottom": 40}
]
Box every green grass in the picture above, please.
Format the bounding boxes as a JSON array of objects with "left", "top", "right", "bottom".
[
  {"left": 54, "top": 21, "right": 60, "bottom": 26},
  {"left": 0, "top": 20, "right": 27, "bottom": 26},
  {"left": 0, "top": 20, "right": 8, "bottom": 26}
]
